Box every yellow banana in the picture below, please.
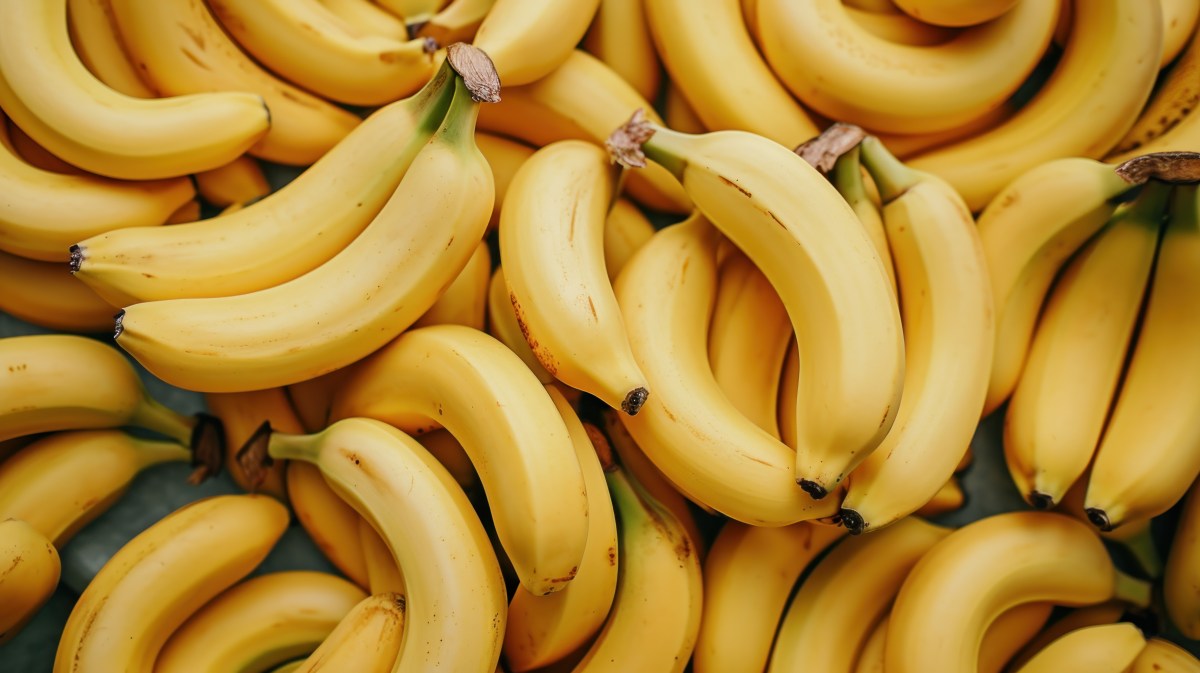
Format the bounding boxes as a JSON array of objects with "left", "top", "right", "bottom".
[
  {"left": 1004, "top": 182, "right": 1170, "bottom": 508},
  {"left": 476, "top": 132, "right": 534, "bottom": 231},
  {"left": 193, "top": 156, "right": 271, "bottom": 208},
  {"left": 845, "top": 5, "right": 957, "bottom": 46},
  {"left": 286, "top": 461, "right": 371, "bottom": 590},
  {"left": 415, "top": 428, "right": 480, "bottom": 493},
  {"left": 914, "top": 475, "right": 966, "bottom": 518},
  {"left": 1166, "top": 471, "right": 1200, "bottom": 637},
  {"left": 693, "top": 521, "right": 845, "bottom": 673},
  {"left": 292, "top": 592, "right": 407, "bottom": 673},
  {"left": 891, "top": 0, "right": 1018, "bottom": 27},
  {"left": 500, "top": 139, "right": 649, "bottom": 414},
  {"left": 206, "top": 386, "right": 306, "bottom": 500},
  {"left": 327, "top": 324, "right": 589, "bottom": 596},
  {"left": 472, "top": 0, "right": 601, "bottom": 86},
  {"left": 977, "top": 157, "right": 1136, "bottom": 416},
  {"left": 413, "top": 239, "right": 491, "bottom": 331},
  {"left": 758, "top": 0, "right": 1056, "bottom": 134},
  {"left": 0, "top": 518, "right": 61, "bottom": 645},
  {"left": 1007, "top": 601, "right": 1128, "bottom": 670},
  {"left": 114, "top": 64, "right": 494, "bottom": 392},
  {"left": 1013, "top": 622, "right": 1145, "bottom": 673},
  {"left": 1161, "top": 0, "right": 1200, "bottom": 67},
  {"left": 907, "top": 0, "right": 1162, "bottom": 210},
  {"left": 873, "top": 103, "right": 1017, "bottom": 161},
  {"left": 319, "top": 0, "right": 412, "bottom": 40},
  {"left": 1085, "top": 183, "right": 1200, "bottom": 531},
  {"left": 1128, "top": 638, "right": 1200, "bottom": 672},
  {"left": 583, "top": 0, "right": 661, "bottom": 102},
  {"left": 71, "top": 60, "right": 456, "bottom": 304},
  {"left": 0, "top": 250, "right": 115, "bottom": 333},
  {"left": 285, "top": 367, "right": 356, "bottom": 434},
  {"left": 602, "top": 198, "right": 655, "bottom": 281},
  {"left": 416, "top": 0, "right": 497, "bottom": 45},
  {"left": 377, "top": 0, "right": 445, "bottom": 25},
  {"left": 154, "top": 571, "right": 367, "bottom": 673},
  {"left": 53, "top": 494, "right": 290, "bottom": 673},
  {"left": 4, "top": 116, "right": 83, "bottom": 173},
  {"left": 261, "top": 418, "right": 507, "bottom": 673},
  {"left": 65, "top": 0, "right": 156, "bottom": 98},
  {"left": 486, "top": 265, "right": 555, "bottom": 384},
  {"left": 358, "top": 518, "right": 405, "bottom": 595},
  {"left": 662, "top": 83, "right": 706, "bottom": 135}
]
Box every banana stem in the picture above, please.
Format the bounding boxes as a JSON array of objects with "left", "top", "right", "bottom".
[
  {"left": 1112, "top": 568, "right": 1154, "bottom": 609},
  {"left": 831, "top": 145, "right": 869, "bottom": 205},
  {"left": 264, "top": 428, "right": 322, "bottom": 465},
  {"left": 435, "top": 76, "right": 482, "bottom": 147},
  {"left": 1112, "top": 526, "right": 1163, "bottom": 579},
  {"left": 1120, "top": 179, "right": 1174, "bottom": 224},
  {"left": 128, "top": 434, "right": 192, "bottom": 471},
  {"left": 859, "top": 136, "right": 920, "bottom": 203},
  {"left": 129, "top": 395, "right": 195, "bottom": 446}
]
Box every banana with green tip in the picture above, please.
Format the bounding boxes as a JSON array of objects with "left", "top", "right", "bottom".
[{"left": 0, "top": 518, "right": 60, "bottom": 645}]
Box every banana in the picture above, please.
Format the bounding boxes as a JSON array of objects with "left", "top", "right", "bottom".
[
  {"left": 1168, "top": 476, "right": 1200, "bottom": 637},
  {"left": 472, "top": 0, "right": 602, "bottom": 86},
  {"left": 4, "top": 117, "right": 83, "bottom": 174},
  {"left": 0, "top": 429, "right": 190, "bottom": 547},
  {"left": 602, "top": 198, "right": 655, "bottom": 281},
  {"left": 693, "top": 521, "right": 845, "bottom": 673},
  {"left": 206, "top": 386, "right": 307, "bottom": 500},
  {"left": 0, "top": 334, "right": 197, "bottom": 446},
  {"left": 907, "top": 0, "right": 1162, "bottom": 210},
  {"left": 475, "top": 49, "right": 690, "bottom": 214},
  {"left": 292, "top": 592, "right": 407, "bottom": 673},
  {"left": 707, "top": 248, "right": 792, "bottom": 438},
  {"left": 108, "top": 0, "right": 361, "bottom": 166},
  {"left": 286, "top": 367, "right": 356, "bottom": 434},
  {"left": 777, "top": 338, "right": 799, "bottom": 449},
  {"left": 914, "top": 474, "right": 966, "bottom": 518},
  {"left": 644, "top": 0, "right": 818, "bottom": 145},
  {"left": 71, "top": 59, "right": 456, "bottom": 304},
  {"left": 208, "top": 0, "right": 438, "bottom": 106},
  {"left": 836, "top": 137, "right": 992, "bottom": 534},
  {"left": 977, "top": 157, "right": 1136, "bottom": 416},
  {"left": 286, "top": 461, "right": 371, "bottom": 589},
  {"left": 0, "top": 518, "right": 60, "bottom": 645},
  {"left": 0, "top": 250, "right": 115, "bottom": 333},
  {"left": 758, "top": 0, "right": 1056, "bottom": 134},
  {"left": 476, "top": 132, "right": 534, "bottom": 231},
  {"left": 114, "top": 59, "right": 495, "bottom": 392},
  {"left": 413, "top": 239, "right": 491, "bottom": 331},
  {"left": 260, "top": 418, "right": 507, "bottom": 673},
  {"left": 662, "top": 83, "right": 707, "bottom": 135},
  {"left": 358, "top": 518, "right": 406, "bottom": 595},
  {"left": 319, "top": 0, "right": 412, "bottom": 40},
  {"left": 486, "top": 266, "right": 556, "bottom": 384},
  {"left": 884, "top": 511, "right": 1132, "bottom": 673},
  {"left": 831, "top": 144, "right": 897, "bottom": 296},
  {"left": 583, "top": 0, "right": 661, "bottom": 102},
  {"left": 503, "top": 387, "right": 619, "bottom": 672},
  {"left": 416, "top": 0, "right": 497, "bottom": 45},
  {"left": 891, "top": 0, "right": 1018, "bottom": 27},
  {"left": 873, "top": 102, "right": 1017, "bottom": 161},
  {"left": 1085, "top": 183, "right": 1200, "bottom": 531},
  {"left": 613, "top": 213, "right": 840, "bottom": 523},
  {"left": 415, "top": 428, "right": 480, "bottom": 494},
  {"left": 569, "top": 463, "right": 703, "bottom": 673},
  {"left": 65, "top": 0, "right": 157, "bottom": 98},
  {"left": 1007, "top": 601, "right": 1128, "bottom": 670},
  {"left": 1054, "top": 474, "right": 1163, "bottom": 579},
  {"left": 614, "top": 119, "right": 904, "bottom": 501},
  {"left": 1012, "top": 622, "right": 1146, "bottom": 673},
  {"left": 327, "top": 324, "right": 589, "bottom": 596},
  {"left": 53, "top": 494, "right": 290, "bottom": 673},
  {"left": 1128, "top": 638, "right": 1200, "bottom": 672},
  {"left": 1004, "top": 182, "right": 1170, "bottom": 509},
  {"left": 844, "top": 5, "right": 957, "bottom": 46},
  {"left": 194, "top": 156, "right": 271, "bottom": 208},
  {"left": 1161, "top": 0, "right": 1200, "bottom": 67},
  {"left": 154, "top": 571, "right": 367, "bottom": 673},
  {"left": 768, "top": 516, "right": 950, "bottom": 673},
  {"left": 377, "top": 0, "right": 445, "bottom": 25},
  {"left": 500, "top": 139, "right": 649, "bottom": 414}
]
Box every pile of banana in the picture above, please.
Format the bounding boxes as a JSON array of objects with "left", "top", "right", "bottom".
[{"left": 4, "top": 0, "right": 1200, "bottom": 670}]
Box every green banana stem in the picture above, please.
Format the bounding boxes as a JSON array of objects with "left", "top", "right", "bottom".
[
  {"left": 129, "top": 394, "right": 196, "bottom": 446},
  {"left": 1111, "top": 568, "right": 1154, "bottom": 609},
  {"left": 1170, "top": 182, "right": 1199, "bottom": 231},
  {"left": 859, "top": 135, "right": 920, "bottom": 204},
  {"left": 1110, "top": 525, "right": 1163, "bottom": 580},
  {"left": 831, "top": 145, "right": 870, "bottom": 206},
  {"left": 127, "top": 433, "right": 192, "bottom": 471},
  {"left": 1118, "top": 179, "right": 1174, "bottom": 227},
  {"left": 436, "top": 76, "right": 482, "bottom": 149}
]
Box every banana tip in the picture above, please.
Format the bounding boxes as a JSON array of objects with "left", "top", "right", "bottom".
[
  {"left": 839, "top": 508, "right": 866, "bottom": 535},
  {"left": 1085, "top": 507, "right": 1113, "bottom": 532},
  {"left": 445, "top": 43, "right": 500, "bottom": 103},
  {"left": 68, "top": 245, "right": 84, "bottom": 274},
  {"left": 1027, "top": 491, "right": 1055, "bottom": 510},
  {"left": 798, "top": 479, "right": 828, "bottom": 500},
  {"left": 113, "top": 309, "right": 125, "bottom": 340},
  {"left": 620, "top": 387, "right": 649, "bottom": 416}
]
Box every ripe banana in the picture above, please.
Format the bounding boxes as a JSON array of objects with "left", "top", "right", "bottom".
[
  {"left": 292, "top": 592, "right": 407, "bottom": 673},
  {"left": 487, "top": 266, "right": 555, "bottom": 384},
  {"left": 416, "top": 0, "right": 497, "bottom": 45},
  {"left": 907, "top": 0, "right": 1162, "bottom": 210},
  {"left": 758, "top": 0, "right": 1056, "bottom": 134},
  {"left": 377, "top": 0, "right": 444, "bottom": 25},
  {"left": 286, "top": 460, "right": 371, "bottom": 589},
  {"left": 583, "top": 0, "right": 661, "bottom": 102},
  {"left": 1085, "top": 183, "right": 1200, "bottom": 531},
  {"left": 358, "top": 517, "right": 405, "bottom": 595},
  {"left": 500, "top": 139, "right": 649, "bottom": 414},
  {"left": 71, "top": 59, "right": 456, "bottom": 304},
  {"left": 154, "top": 571, "right": 367, "bottom": 673},
  {"left": 262, "top": 418, "right": 507, "bottom": 673},
  {"left": 52, "top": 494, "right": 290, "bottom": 673},
  {"left": 892, "top": 0, "right": 1018, "bottom": 27},
  {"left": 107, "top": 0, "right": 361, "bottom": 166},
  {"left": 206, "top": 386, "right": 306, "bottom": 500},
  {"left": 65, "top": 0, "right": 156, "bottom": 98},
  {"left": 416, "top": 429, "right": 480, "bottom": 495},
  {"left": 327, "top": 324, "right": 589, "bottom": 596},
  {"left": 644, "top": 0, "right": 818, "bottom": 145},
  {"left": 693, "top": 521, "right": 845, "bottom": 673},
  {"left": 503, "top": 387, "right": 619, "bottom": 672},
  {"left": 885, "top": 511, "right": 1126, "bottom": 673},
  {"left": 569, "top": 464, "right": 703, "bottom": 673},
  {"left": 0, "top": 334, "right": 196, "bottom": 446},
  {"left": 914, "top": 474, "right": 966, "bottom": 518},
  {"left": 114, "top": 64, "right": 494, "bottom": 392},
  {"left": 1007, "top": 601, "right": 1128, "bottom": 670},
  {"left": 472, "top": 0, "right": 602, "bottom": 86},
  {"left": 663, "top": 83, "right": 706, "bottom": 135},
  {"left": 844, "top": 4, "right": 957, "bottom": 46},
  {"left": 1128, "top": 638, "right": 1200, "bottom": 672},
  {"left": 602, "top": 198, "right": 655, "bottom": 281},
  {"left": 977, "top": 157, "right": 1136, "bottom": 416},
  {"left": 0, "top": 518, "right": 60, "bottom": 645},
  {"left": 1167, "top": 477, "right": 1200, "bottom": 638},
  {"left": 285, "top": 367, "right": 355, "bottom": 433},
  {"left": 616, "top": 120, "right": 904, "bottom": 501},
  {"left": 476, "top": 132, "right": 534, "bottom": 231},
  {"left": 1161, "top": 0, "right": 1200, "bottom": 67},
  {"left": 1013, "top": 622, "right": 1145, "bottom": 673},
  {"left": 319, "top": 0, "right": 412, "bottom": 40},
  {"left": 0, "top": 250, "right": 115, "bottom": 333},
  {"left": 193, "top": 156, "right": 271, "bottom": 208},
  {"left": 1004, "top": 181, "right": 1170, "bottom": 509},
  {"left": 614, "top": 213, "right": 839, "bottom": 524},
  {"left": 414, "top": 239, "right": 491, "bottom": 331}
]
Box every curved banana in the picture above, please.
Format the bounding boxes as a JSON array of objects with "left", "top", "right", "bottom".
[
  {"left": 1085, "top": 183, "right": 1200, "bottom": 531},
  {"left": 503, "top": 387, "right": 618, "bottom": 672},
  {"left": 209, "top": 0, "right": 438, "bottom": 106},
  {"left": 416, "top": 429, "right": 480, "bottom": 495},
  {"left": 319, "top": 0, "right": 411, "bottom": 39},
  {"left": 285, "top": 367, "right": 355, "bottom": 433},
  {"left": 1004, "top": 181, "right": 1169, "bottom": 509},
  {"left": 476, "top": 132, "right": 534, "bottom": 231},
  {"left": 758, "top": 0, "right": 1056, "bottom": 134},
  {"left": 1013, "top": 622, "right": 1145, "bottom": 673},
  {"left": 417, "top": 0, "right": 496, "bottom": 45},
  {"left": 377, "top": 0, "right": 444, "bottom": 24},
  {"left": 193, "top": 156, "right": 271, "bottom": 208},
  {"left": 693, "top": 521, "right": 845, "bottom": 673},
  {"left": 0, "top": 334, "right": 196, "bottom": 446},
  {"left": 831, "top": 145, "right": 896, "bottom": 295},
  {"left": 486, "top": 266, "right": 555, "bottom": 384},
  {"left": 0, "top": 518, "right": 60, "bottom": 645},
  {"left": 907, "top": 0, "right": 1162, "bottom": 210},
  {"left": 0, "top": 250, "right": 115, "bottom": 333},
  {"left": 977, "top": 157, "right": 1136, "bottom": 415},
  {"left": 885, "top": 511, "right": 1124, "bottom": 673},
  {"left": 292, "top": 592, "right": 407, "bottom": 673},
  {"left": 569, "top": 464, "right": 703, "bottom": 673},
  {"left": 500, "top": 139, "right": 648, "bottom": 414},
  {"left": 71, "top": 59, "right": 455, "bottom": 304},
  {"left": 583, "top": 0, "right": 661, "bottom": 102},
  {"left": 52, "top": 494, "right": 290, "bottom": 673},
  {"left": 617, "top": 120, "right": 904, "bottom": 501},
  {"left": 0, "top": 429, "right": 189, "bottom": 547},
  {"left": 358, "top": 518, "right": 405, "bottom": 595},
  {"left": 602, "top": 198, "right": 655, "bottom": 281},
  {"left": 644, "top": 0, "right": 818, "bottom": 145},
  {"left": 914, "top": 475, "right": 966, "bottom": 518},
  {"left": 65, "top": 0, "right": 157, "bottom": 98},
  {"left": 413, "top": 239, "right": 491, "bottom": 330},
  {"left": 206, "top": 386, "right": 306, "bottom": 499},
  {"left": 845, "top": 5, "right": 957, "bottom": 46},
  {"left": 663, "top": 83, "right": 706, "bottom": 135},
  {"left": 286, "top": 461, "right": 371, "bottom": 589},
  {"left": 263, "top": 418, "right": 507, "bottom": 673},
  {"left": 892, "top": 0, "right": 1018, "bottom": 27},
  {"left": 1167, "top": 477, "right": 1200, "bottom": 638},
  {"left": 114, "top": 65, "right": 494, "bottom": 392},
  {"left": 475, "top": 49, "right": 690, "bottom": 214},
  {"left": 1128, "top": 638, "right": 1200, "bottom": 672},
  {"left": 108, "top": 0, "right": 361, "bottom": 166},
  {"left": 154, "top": 571, "right": 367, "bottom": 673},
  {"left": 1007, "top": 601, "right": 1128, "bottom": 670},
  {"left": 614, "top": 213, "right": 841, "bottom": 523},
  {"left": 327, "top": 324, "right": 589, "bottom": 596},
  {"left": 1161, "top": 0, "right": 1200, "bottom": 67},
  {"left": 472, "top": 0, "right": 601, "bottom": 86}
]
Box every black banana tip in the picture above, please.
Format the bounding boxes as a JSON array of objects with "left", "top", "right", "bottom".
[
  {"left": 621, "top": 387, "right": 649, "bottom": 416},
  {"left": 1085, "top": 507, "right": 1113, "bottom": 532},
  {"left": 839, "top": 508, "right": 866, "bottom": 535},
  {"left": 113, "top": 309, "right": 125, "bottom": 340},
  {"left": 798, "top": 479, "right": 828, "bottom": 500},
  {"left": 68, "top": 245, "right": 83, "bottom": 274},
  {"left": 1028, "top": 491, "right": 1055, "bottom": 510}
]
